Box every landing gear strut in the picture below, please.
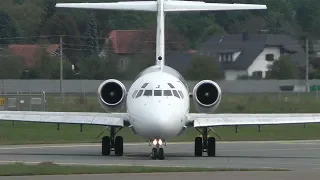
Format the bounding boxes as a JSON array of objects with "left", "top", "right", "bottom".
[
  {"left": 101, "top": 127, "right": 123, "bottom": 156},
  {"left": 194, "top": 127, "right": 217, "bottom": 157},
  {"left": 150, "top": 139, "right": 165, "bottom": 160}
]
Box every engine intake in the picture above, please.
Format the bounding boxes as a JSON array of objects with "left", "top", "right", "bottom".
[
  {"left": 97, "top": 79, "right": 127, "bottom": 112},
  {"left": 192, "top": 80, "right": 222, "bottom": 113}
]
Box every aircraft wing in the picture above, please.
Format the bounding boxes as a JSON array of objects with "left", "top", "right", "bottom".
[
  {"left": 0, "top": 111, "right": 127, "bottom": 127},
  {"left": 189, "top": 113, "right": 320, "bottom": 127}
]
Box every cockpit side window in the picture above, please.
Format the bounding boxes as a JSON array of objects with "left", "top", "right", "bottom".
[
  {"left": 163, "top": 90, "right": 172, "bottom": 96},
  {"left": 172, "top": 90, "right": 180, "bottom": 98},
  {"left": 132, "top": 90, "right": 138, "bottom": 98},
  {"left": 136, "top": 90, "right": 144, "bottom": 98},
  {"left": 154, "top": 90, "right": 162, "bottom": 96},
  {"left": 178, "top": 90, "right": 184, "bottom": 99},
  {"left": 144, "top": 90, "right": 153, "bottom": 96},
  {"left": 168, "top": 83, "right": 175, "bottom": 88},
  {"left": 141, "top": 83, "right": 149, "bottom": 88}
]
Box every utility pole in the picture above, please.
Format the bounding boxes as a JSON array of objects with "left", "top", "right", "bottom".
[
  {"left": 305, "top": 37, "right": 309, "bottom": 92},
  {"left": 60, "top": 36, "right": 63, "bottom": 99}
]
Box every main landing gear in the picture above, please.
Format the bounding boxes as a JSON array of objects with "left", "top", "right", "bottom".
[
  {"left": 150, "top": 139, "right": 165, "bottom": 160},
  {"left": 100, "top": 127, "right": 124, "bottom": 156},
  {"left": 194, "top": 127, "right": 218, "bottom": 157}
]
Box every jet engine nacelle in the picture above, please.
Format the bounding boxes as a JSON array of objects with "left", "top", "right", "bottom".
[
  {"left": 192, "top": 80, "right": 222, "bottom": 113},
  {"left": 97, "top": 79, "right": 127, "bottom": 112}
]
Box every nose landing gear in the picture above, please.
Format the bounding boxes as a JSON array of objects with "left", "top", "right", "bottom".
[{"left": 150, "top": 139, "right": 165, "bottom": 160}]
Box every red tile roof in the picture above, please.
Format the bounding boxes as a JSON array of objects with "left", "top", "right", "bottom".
[
  {"left": 8, "top": 44, "right": 60, "bottom": 67},
  {"left": 109, "top": 30, "right": 148, "bottom": 54}
]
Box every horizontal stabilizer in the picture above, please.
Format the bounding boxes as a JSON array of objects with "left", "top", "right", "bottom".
[
  {"left": 56, "top": 2, "right": 266, "bottom": 12},
  {"left": 164, "top": 2, "right": 267, "bottom": 12},
  {"left": 56, "top": 2, "right": 157, "bottom": 11}
]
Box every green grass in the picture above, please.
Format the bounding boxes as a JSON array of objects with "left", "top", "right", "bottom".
[
  {"left": 1, "top": 92, "right": 320, "bottom": 144},
  {"left": 0, "top": 162, "right": 289, "bottom": 176}
]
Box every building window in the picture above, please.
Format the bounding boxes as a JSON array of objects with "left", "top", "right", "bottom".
[
  {"left": 266, "top": 54, "right": 274, "bottom": 61},
  {"left": 219, "top": 53, "right": 233, "bottom": 62},
  {"left": 252, "top": 71, "right": 263, "bottom": 78}
]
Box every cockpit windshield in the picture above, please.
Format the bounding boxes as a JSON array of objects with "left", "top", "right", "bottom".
[
  {"left": 134, "top": 89, "right": 184, "bottom": 99},
  {"left": 134, "top": 82, "right": 185, "bottom": 99}
]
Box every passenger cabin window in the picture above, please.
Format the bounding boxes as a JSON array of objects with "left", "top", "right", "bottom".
[
  {"left": 136, "top": 90, "right": 143, "bottom": 98},
  {"left": 168, "top": 83, "right": 175, "bottom": 88},
  {"left": 154, "top": 90, "right": 162, "bottom": 96},
  {"left": 141, "top": 83, "right": 149, "bottom": 88},
  {"left": 144, "top": 90, "right": 152, "bottom": 96},
  {"left": 132, "top": 90, "right": 138, "bottom": 98},
  {"left": 178, "top": 90, "right": 184, "bottom": 99},
  {"left": 172, "top": 90, "right": 180, "bottom": 98},
  {"left": 163, "top": 90, "right": 172, "bottom": 96}
]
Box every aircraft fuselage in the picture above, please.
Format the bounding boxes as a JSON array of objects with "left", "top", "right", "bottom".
[{"left": 126, "top": 65, "right": 190, "bottom": 140}]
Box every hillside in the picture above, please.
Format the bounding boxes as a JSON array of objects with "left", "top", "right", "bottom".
[{"left": 0, "top": 0, "right": 319, "bottom": 80}]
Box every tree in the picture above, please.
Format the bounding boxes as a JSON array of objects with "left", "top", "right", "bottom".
[
  {"left": 228, "top": 16, "right": 267, "bottom": 34},
  {"left": 0, "top": 56, "right": 24, "bottom": 79},
  {"left": 0, "top": 10, "right": 20, "bottom": 45},
  {"left": 184, "top": 55, "right": 225, "bottom": 80},
  {"left": 266, "top": 55, "right": 299, "bottom": 79},
  {"left": 41, "top": 12, "right": 85, "bottom": 65},
  {"left": 83, "top": 13, "right": 99, "bottom": 58},
  {"left": 32, "top": 51, "right": 74, "bottom": 79},
  {"left": 39, "top": 0, "right": 57, "bottom": 34},
  {"left": 123, "top": 52, "right": 154, "bottom": 80},
  {"left": 196, "top": 23, "right": 226, "bottom": 45},
  {"left": 0, "top": 0, "right": 44, "bottom": 37},
  {"left": 129, "top": 23, "right": 189, "bottom": 53},
  {"left": 76, "top": 53, "right": 122, "bottom": 80},
  {"left": 292, "top": 0, "right": 320, "bottom": 37}
]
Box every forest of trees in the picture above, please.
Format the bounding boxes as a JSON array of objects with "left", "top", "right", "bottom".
[{"left": 0, "top": 0, "right": 320, "bottom": 80}]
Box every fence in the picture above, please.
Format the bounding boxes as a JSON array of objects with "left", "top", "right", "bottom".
[
  {"left": 0, "top": 79, "right": 318, "bottom": 94},
  {"left": 0, "top": 91, "right": 46, "bottom": 111}
]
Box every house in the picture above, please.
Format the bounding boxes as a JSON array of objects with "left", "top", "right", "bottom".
[
  {"left": 197, "top": 32, "right": 306, "bottom": 80},
  {"left": 312, "top": 40, "right": 320, "bottom": 57},
  {"left": 7, "top": 44, "right": 60, "bottom": 68},
  {"left": 108, "top": 30, "right": 149, "bottom": 71}
]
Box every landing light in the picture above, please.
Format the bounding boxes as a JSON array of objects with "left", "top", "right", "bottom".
[
  {"left": 152, "top": 139, "right": 163, "bottom": 145},
  {"left": 153, "top": 139, "right": 157, "bottom": 145}
]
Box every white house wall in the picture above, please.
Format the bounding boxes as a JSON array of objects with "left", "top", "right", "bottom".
[{"left": 247, "top": 47, "right": 281, "bottom": 78}]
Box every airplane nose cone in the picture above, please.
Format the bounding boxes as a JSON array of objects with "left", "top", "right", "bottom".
[{"left": 155, "top": 113, "right": 182, "bottom": 139}]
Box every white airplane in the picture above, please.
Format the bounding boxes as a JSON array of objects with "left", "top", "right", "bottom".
[{"left": 1, "top": 0, "right": 320, "bottom": 160}]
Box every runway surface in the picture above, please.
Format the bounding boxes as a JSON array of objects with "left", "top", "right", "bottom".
[
  {"left": 1, "top": 171, "right": 320, "bottom": 180},
  {"left": 0, "top": 140, "right": 320, "bottom": 170}
]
